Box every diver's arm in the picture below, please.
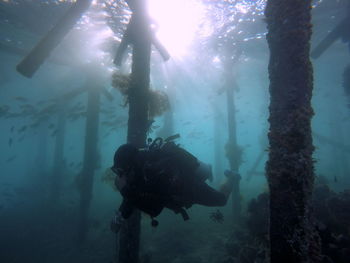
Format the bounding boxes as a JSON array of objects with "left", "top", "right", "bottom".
[{"left": 219, "top": 170, "right": 241, "bottom": 199}]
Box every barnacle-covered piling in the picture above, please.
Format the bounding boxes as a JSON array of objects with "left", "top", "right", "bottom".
[{"left": 265, "top": 0, "right": 321, "bottom": 261}]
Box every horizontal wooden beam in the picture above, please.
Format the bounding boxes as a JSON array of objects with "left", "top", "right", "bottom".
[
  {"left": 16, "top": 0, "right": 92, "bottom": 78},
  {"left": 311, "top": 18, "right": 348, "bottom": 59}
]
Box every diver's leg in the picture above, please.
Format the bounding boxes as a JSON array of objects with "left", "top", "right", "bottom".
[
  {"left": 192, "top": 170, "right": 240, "bottom": 206},
  {"left": 192, "top": 182, "right": 227, "bottom": 206}
]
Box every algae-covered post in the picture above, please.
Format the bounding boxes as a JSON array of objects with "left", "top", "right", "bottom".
[
  {"left": 223, "top": 51, "right": 242, "bottom": 225},
  {"left": 329, "top": 116, "right": 349, "bottom": 187},
  {"left": 212, "top": 103, "right": 224, "bottom": 184},
  {"left": 78, "top": 82, "right": 101, "bottom": 243},
  {"left": 49, "top": 103, "right": 67, "bottom": 204},
  {"left": 49, "top": 86, "right": 93, "bottom": 206},
  {"left": 114, "top": 0, "right": 171, "bottom": 260},
  {"left": 34, "top": 122, "right": 49, "bottom": 181},
  {"left": 265, "top": 0, "right": 321, "bottom": 261},
  {"left": 114, "top": 1, "right": 170, "bottom": 66},
  {"left": 117, "top": 1, "right": 151, "bottom": 262}
]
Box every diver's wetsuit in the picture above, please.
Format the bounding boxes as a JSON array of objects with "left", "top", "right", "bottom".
[{"left": 117, "top": 143, "right": 227, "bottom": 220}]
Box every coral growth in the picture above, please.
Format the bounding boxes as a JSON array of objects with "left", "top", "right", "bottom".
[
  {"left": 112, "top": 72, "right": 131, "bottom": 96},
  {"left": 313, "top": 184, "right": 350, "bottom": 263},
  {"left": 148, "top": 89, "right": 170, "bottom": 118},
  {"left": 224, "top": 182, "right": 350, "bottom": 263},
  {"left": 111, "top": 72, "right": 131, "bottom": 106}
]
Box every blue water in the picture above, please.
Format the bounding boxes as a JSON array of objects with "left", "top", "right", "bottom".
[{"left": 1, "top": 0, "right": 349, "bottom": 262}]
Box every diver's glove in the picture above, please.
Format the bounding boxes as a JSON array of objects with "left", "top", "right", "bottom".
[
  {"left": 224, "top": 170, "right": 241, "bottom": 180},
  {"left": 110, "top": 210, "right": 125, "bottom": 233}
]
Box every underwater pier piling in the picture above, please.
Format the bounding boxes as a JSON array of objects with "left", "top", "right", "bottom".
[
  {"left": 48, "top": 86, "right": 94, "bottom": 206},
  {"left": 265, "top": 0, "right": 321, "bottom": 261},
  {"left": 49, "top": 103, "right": 67, "bottom": 204},
  {"left": 34, "top": 122, "right": 49, "bottom": 183},
  {"left": 78, "top": 82, "right": 101, "bottom": 243},
  {"left": 117, "top": 1, "right": 151, "bottom": 262},
  {"left": 113, "top": 3, "right": 169, "bottom": 66},
  {"left": 328, "top": 112, "right": 349, "bottom": 187},
  {"left": 212, "top": 103, "right": 224, "bottom": 184},
  {"left": 223, "top": 51, "right": 242, "bottom": 225}
]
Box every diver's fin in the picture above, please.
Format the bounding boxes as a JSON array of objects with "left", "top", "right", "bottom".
[{"left": 164, "top": 134, "right": 180, "bottom": 142}]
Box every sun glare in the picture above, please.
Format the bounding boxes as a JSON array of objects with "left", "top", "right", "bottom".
[{"left": 148, "top": 0, "right": 206, "bottom": 58}]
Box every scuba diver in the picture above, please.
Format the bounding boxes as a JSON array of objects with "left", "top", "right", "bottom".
[{"left": 110, "top": 136, "right": 240, "bottom": 232}]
